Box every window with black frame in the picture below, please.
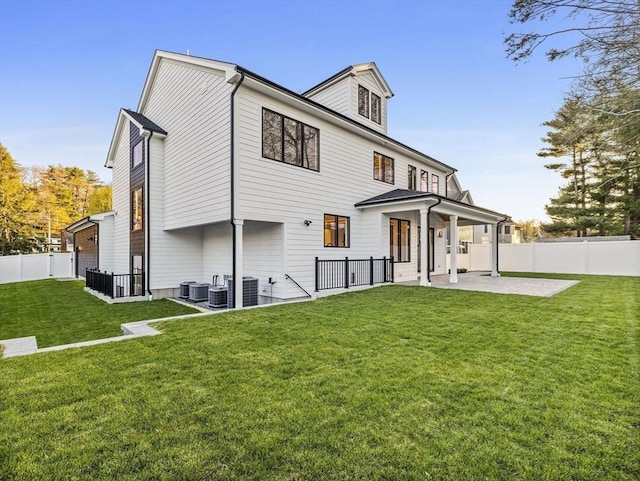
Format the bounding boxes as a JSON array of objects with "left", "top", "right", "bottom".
[
  {"left": 132, "top": 188, "right": 143, "bottom": 231},
  {"left": 373, "top": 152, "right": 394, "bottom": 184},
  {"left": 262, "top": 108, "right": 319, "bottom": 171},
  {"left": 390, "top": 218, "right": 410, "bottom": 262},
  {"left": 408, "top": 165, "right": 417, "bottom": 190},
  {"left": 324, "top": 214, "right": 350, "bottom": 247}
]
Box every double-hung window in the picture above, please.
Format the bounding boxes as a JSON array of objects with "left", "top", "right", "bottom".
[
  {"left": 408, "top": 165, "right": 417, "bottom": 190},
  {"left": 324, "top": 214, "right": 350, "bottom": 247},
  {"left": 132, "top": 188, "right": 143, "bottom": 231},
  {"left": 358, "top": 85, "right": 382, "bottom": 124},
  {"left": 262, "top": 108, "right": 319, "bottom": 171},
  {"left": 373, "top": 152, "right": 394, "bottom": 184},
  {"left": 420, "top": 170, "right": 429, "bottom": 192},
  {"left": 390, "top": 218, "right": 410, "bottom": 263},
  {"left": 431, "top": 174, "right": 440, "bottom": 194}
]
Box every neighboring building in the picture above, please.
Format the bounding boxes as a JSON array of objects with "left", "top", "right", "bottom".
[
  {"left": 65, "top": 212, "right": 115, "bottom": 279},
  {"left": 83, "top": 50, "right": 508, "bottom": 306}
]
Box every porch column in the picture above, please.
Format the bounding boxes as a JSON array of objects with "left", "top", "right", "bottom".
[
  {"left": 449, "top": 215, "right": 458, "bottom": 283},
  {"left": 491, "top": 222, "right": 499, "bottom": 277},
  {"left": 234, "top": 219, "right": 244, "bottom": 307},
  {"left": 420, "top": 208, "right": 429, "bottom": 286}
]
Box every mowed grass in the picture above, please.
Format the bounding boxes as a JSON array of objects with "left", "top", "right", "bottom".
[
  {"left": 1, "top": 274, "right": 638, "bottom": 480},
  {"left": 0, "top": 279, "right": 199, "bottom": 347}
]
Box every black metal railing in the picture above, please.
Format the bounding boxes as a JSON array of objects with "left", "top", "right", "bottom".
[
  {"left": 86, "top": 268, "right": 145, "bottom": 298},
  {"left": 315, "top": 257, "right": 393, "bottom": 291}
]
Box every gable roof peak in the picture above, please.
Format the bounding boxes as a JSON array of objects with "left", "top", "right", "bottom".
[{"left": 303, "top": 62, "right": 393, "bottom": 99}]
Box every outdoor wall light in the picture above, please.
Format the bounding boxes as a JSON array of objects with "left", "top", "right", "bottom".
[
  {"left": 303, "top": 219, "right": 312, "bottom": 227},
  {"left": 438, "top": 230, "right": 443, "bottom": 238}
]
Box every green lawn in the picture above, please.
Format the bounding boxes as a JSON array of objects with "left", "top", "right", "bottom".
[
  {"left": 0, "top": 279, "right": 199, "bottom": 347},
  {"left": 1, "top": 274, "right": 638, "bottom": 480}
]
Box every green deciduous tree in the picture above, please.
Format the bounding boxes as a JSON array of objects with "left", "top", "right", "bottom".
[{"left": 0, "top": 144, "right": 41, "bottom": 254}]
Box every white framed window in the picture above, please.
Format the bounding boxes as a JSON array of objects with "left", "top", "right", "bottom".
[{"left": 132, "top": 141, "right": 143, "bottom": 168}]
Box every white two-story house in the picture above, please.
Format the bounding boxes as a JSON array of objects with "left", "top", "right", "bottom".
[{"left": 95, "top": 50, "right": 508, "bottom": 307}]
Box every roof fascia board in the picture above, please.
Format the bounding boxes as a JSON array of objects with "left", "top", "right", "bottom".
[
  {"left": 65, "top": 211, "right": 115, "bottom": 232},
  {"left": 356, "top": 192, "right": 507, "bottom": 221},
  {"left": 105, "top": 109, "right": 167, "bottom": 167},
  {"left": 352, "top": 62, "right": 393, "bottom": 98},
  {"left": 239, "top": 72, "right": 454, "bottom": 173}
]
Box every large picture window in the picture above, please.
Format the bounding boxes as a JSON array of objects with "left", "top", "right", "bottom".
[
  {"left": 408, "top": 165, "right": 417, "bottom": 190},
  {"left": 373, "top": 152, "right": 394, "bottom": 184},
  {"left": 324, "top": 214, "right": 350, "bottom": 247},
  {"left": 132, "top": 188, "right": 143, "bottom": 231},
  {"left": 390, "top": 218, "right": 410, "bottom": 263},
  {"left": 262, "top": 108, "right": 319, "bottom": 171}
]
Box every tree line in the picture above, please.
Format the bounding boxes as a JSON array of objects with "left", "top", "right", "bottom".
[
  {"left": 507, "top": 0, "right": 639, "bottom": 238},
  {"left": 0, "top": 143, "right": 112, "bottom": 254}
]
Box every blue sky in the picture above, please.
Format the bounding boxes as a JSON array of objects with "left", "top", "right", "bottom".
[{"left": 0, "top": 0, "right": 580, "bottom": 221}]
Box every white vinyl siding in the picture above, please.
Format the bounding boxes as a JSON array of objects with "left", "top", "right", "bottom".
[
  {"left": 142, "top": 58, "right": 233, "bottom": 230},
  {"left": 303, "top": 77, "right": 351, "bottom": 116},
  {"left": 233, "top": 85, "right": 449, "bottom": 292},
  {"left": 110, "top": 123, "right": 131, "bottom": 275}
]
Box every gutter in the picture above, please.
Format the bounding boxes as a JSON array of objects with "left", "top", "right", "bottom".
[
  {"left": 426, "top": 198, "right": 442, "bottom": 285},
  {"left": 230, "top": 70, "right": 246, "bottom": 308}
]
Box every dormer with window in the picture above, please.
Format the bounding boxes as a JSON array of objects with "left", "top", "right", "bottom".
[{"left": 303, "top": 63, "right": 393, "bottom": 135}]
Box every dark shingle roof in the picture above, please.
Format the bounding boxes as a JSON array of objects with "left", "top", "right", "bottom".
[
  {"left": 355, "top": 189, "right": 437, "bottom": 207},
  {"left": 123, "top": 109, "right": 167, "bottom": 135}
]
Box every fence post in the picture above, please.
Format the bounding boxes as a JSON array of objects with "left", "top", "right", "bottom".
[
  {"left": 315, "top": 257, "right": 319, "bottom": 292},
  {"left": 369, "top": 257, "right": 374, "bottom": 285},
  {"left": 383, "top": 256, "right": 387, "bottom": 283},
  {"left": 344, "top": 257, "right": 349, "bottom": 288}
]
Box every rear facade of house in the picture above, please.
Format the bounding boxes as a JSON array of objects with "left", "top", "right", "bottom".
[{"left": 100, "top": 50, "right": 508, "bottom": 306}]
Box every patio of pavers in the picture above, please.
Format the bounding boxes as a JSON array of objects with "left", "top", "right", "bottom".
[{"left": 401, "top": 271, "right": 579, "bottom": 297}]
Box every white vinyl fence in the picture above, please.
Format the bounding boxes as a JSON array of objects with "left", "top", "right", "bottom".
[
  {"left": 466, "top": 241, "right": 640, "bottom": 276},
  {"left": 0, "top": 252, "right": 74, "bottom": 284}
]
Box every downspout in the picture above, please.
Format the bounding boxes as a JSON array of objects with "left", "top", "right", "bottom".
[
  {"left": 230, "top": 71, "right": 245, "bottom": 308},
  {"left": 426, "top": 197, "right": 442, "bottom": 285},
  {"left": 445, "top": 171, "right": 455, "bottom": 198},
  {"left": 145, "top": 130, "right": 153, "bottom": 300}
]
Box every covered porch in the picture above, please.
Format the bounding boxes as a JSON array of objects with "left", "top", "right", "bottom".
[{"left": 355, "top": 189, "right": 509, "bottom": 286}]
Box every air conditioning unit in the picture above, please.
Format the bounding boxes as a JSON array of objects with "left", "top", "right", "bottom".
[
  {"left": 179, "top": 281, "right": 197, "bottom": 299},
  {"left": 188, "top": 283, "right": 211, "bottom": 302},
  {"left": 208, "top": 287, "right": 228, "bottom": 308},
  {"left": 227, "top": 277, "right": 259, "bottom": 308}
]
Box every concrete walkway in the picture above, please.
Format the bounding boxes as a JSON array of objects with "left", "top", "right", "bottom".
[
  {"left": 420, "top": 271, "right": 579, "bottom": 297},
  {"left": 0, "top": 311, "right": 212, "bottom": 359}
]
